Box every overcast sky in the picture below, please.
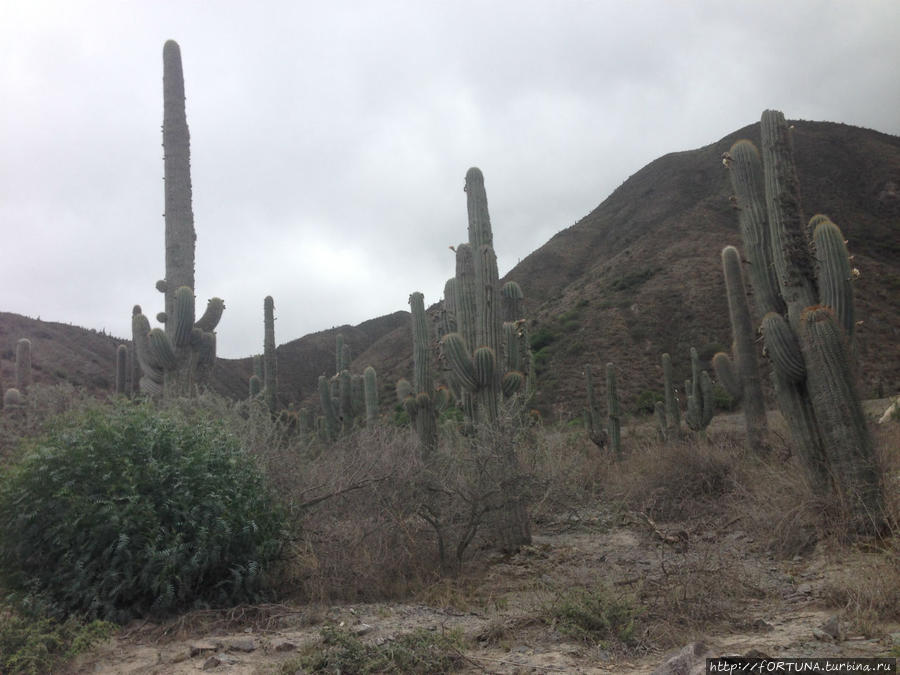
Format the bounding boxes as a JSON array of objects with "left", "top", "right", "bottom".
[{"left": 2, "top": 1, "right": 898, "bottom": 358}]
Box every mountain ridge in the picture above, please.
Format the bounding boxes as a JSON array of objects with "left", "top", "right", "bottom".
[{"left": 2, "top": 118, "right": 897, "bottom": 419}]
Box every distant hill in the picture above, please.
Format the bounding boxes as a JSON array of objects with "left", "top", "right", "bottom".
[{"left": 3, "top": 119, "right": 897, "bottom": 420}]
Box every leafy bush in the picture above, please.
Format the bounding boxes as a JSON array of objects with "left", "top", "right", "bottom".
[
  {"left": 0, "top": 609, "right": 114, "bottom": 675},
  {"left": 634, "top": 389, "right": 662, "bottom": 415},
  {"left": 0, "top": 401, "right": 287, "bottom": 623}
]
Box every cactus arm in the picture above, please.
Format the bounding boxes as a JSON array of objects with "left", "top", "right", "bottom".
[
  {"left": 147, "top": 328, "right": 178, "bottom": 371},
  {"left": 441, "top": 333, "right": 478, "bottom": 392},
  {"left": 812, "top": 217, "right": 855, "bottom": 337},
  {"left": 172, "top": 286, "right": 196, "bottom": 347},
  {"left": 762, "top": 312, "right": 806, "bottom": 382},
  {"left": 720, "top": 245, "right": 769, "bottom": 452},
  {"left": 194, "top": 297, "right": 224, "bottom": 332},
  {"left": 727, "top": 140, "right": 785, "bottom": 316},
  {"left": 760, "top": 110, "right": 817, "bottom": 322}
]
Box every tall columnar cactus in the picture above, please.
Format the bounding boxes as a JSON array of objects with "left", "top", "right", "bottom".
[
  {"left": 15, "top": 338, "right": 32, "bottom": 392},
  {"left": 606, "top": 363, "right": 622, "bottom": 457},
  {"left": 263, "top": 295, "right": 278, "bottom": 412},
  {"left": 661, "top": 352, "right": 681, "bottom": 438},
  {"left": 684, "top": 347, "right": 714, "bottom": 435},
  {"left": 441, "top": 169, "right": 524, "bottom": 426},
  {"left": 318, "top": 375, "right": 338, "bottom": 441},
  {"left": 115, "top": 344, "right": 128, "bottom": 395},
  {"left": 713, "top": 246, "right": 768, "bottom": 454},
  {"left": 400, "top": 292, "right": 443, "bottom": 452},
  {"left": 727, "top": 109, "right": 882, "bottom": 532},
  {"left": 364, "top": 365, "right": 378, "bottom": 425},
  {"left": 584, "top": 364, "right": 607, "bottom": 449},
  {"left": 133, "top": 41, "right": 223, "bottom": 397}
]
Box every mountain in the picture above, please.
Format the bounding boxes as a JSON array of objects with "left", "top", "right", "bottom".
[{"left": 2, "top": 119, "right": 898, "bottom": 420}]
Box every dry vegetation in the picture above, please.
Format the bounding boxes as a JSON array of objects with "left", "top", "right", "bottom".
[{"left": 1, "top": 388, "right": 898, "bottom": 673}]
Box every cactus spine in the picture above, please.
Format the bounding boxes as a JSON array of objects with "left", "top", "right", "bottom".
[
  {"left": 133, "top": 41, "right": 223, "bottom": 397},
  {"left": 263, "top": 295, "right": 278, "bottom": 412},
  {"left": 713, "top": 245, "right": 768, "bottom": 453},
  {"left": 727, "top": 110, "right": 882, "bottom": 532}
]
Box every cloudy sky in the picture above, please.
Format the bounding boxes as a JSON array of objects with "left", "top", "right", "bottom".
[{"left": 2, "top": 1, "right": 898, "bottom": 358}]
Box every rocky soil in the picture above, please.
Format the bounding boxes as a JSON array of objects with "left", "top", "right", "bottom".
[{"left": 69, "top": 507, "right": 899, "bottom": 674}]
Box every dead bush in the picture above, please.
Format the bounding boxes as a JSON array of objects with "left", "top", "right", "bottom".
[{"left": 603, "top": 436, "right": 739, "bottom": 522}]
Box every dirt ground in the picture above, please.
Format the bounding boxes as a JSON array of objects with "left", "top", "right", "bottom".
[{"left": 67, "top": 505, "right": 899, "bottom": 674}]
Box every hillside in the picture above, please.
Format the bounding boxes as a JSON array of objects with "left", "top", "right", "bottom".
[{"left": 2, "top": 119, "right": 898, "bottom": 419}]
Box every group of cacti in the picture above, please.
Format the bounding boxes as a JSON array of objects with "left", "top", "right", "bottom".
[
  {"left": 314, "top": 333, "right": 380, "bottom": 440},
  {"left": 652, "top": 348, "right": 715, "bottom": 442},
  {"left": 1, "top": 338, "right": 32, "bottom": 411},
  {"left": 74, "top": 39, "right": 890, "bottom": 540},
  {"left": 396, "top": 167, "right": 535, "bottom": 450},
  {"left": 721, "top": 110, "right": 883, "bottom": 532}
]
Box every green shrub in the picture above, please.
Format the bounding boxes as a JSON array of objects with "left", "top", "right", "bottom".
[
  {"left": 529, "top": 326, "right": 557, "bottom": 351},
  {"left": 545, "top": 585, "right": 641, "bottom": 647},
  {"left": 287, "top": 625, "right": 466, "bottom": 674},
  {"left": 0, "top": 400, "right": 287, "bottom": 623},
  {"left": 0, "top": 609, "right": 114, "bottom": 675},
  {"left": 633, "top": 390, "right": 662, "bottom": 415}
]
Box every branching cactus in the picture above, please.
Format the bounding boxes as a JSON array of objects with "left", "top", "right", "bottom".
[
  {"left": 441, "top": 169, "right": 525, "bottom": 426},
  {"left": 133, "top": 289, "right": 222, "bottom": 397},
  {"left": 713, "top": 246, "right": 768, "bottom": 453},
  {"left": 364, "top": 365, "right": 378, "bottom": 425},
  {"left": 15, "top": 338, "right": 32, "bottom": 392},
  {"left": 684, "top": 347, "right": 714, "bottom": 435},
  {"left": 133, "top": 42, "right": 223, "bottom": 397},
  {"left": 263, "top": 296, "right": 278, "bottom": 412},
  {"left": 727, "top": 109, "right": 883, "bottom": 532},
  {"left": 606, "top": 363, "right": 622, "bottom": 457}
]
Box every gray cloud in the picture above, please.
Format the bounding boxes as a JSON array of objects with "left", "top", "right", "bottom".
[{"left": 2, "top": 0, "right": 898, "bottom": 357}]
